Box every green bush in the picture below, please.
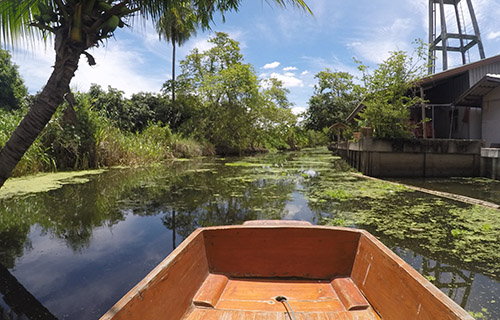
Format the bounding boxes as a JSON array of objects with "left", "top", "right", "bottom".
[{"left": 170, "top": 134, "right": 215, "bottom": 158}]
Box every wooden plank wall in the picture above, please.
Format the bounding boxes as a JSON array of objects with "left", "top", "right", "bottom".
[
  {"left": 203, "top": 227, "right": 361, "bottom": 279},
  {"left": 351, "top": 233, "right": 473, "bottom": 320}
]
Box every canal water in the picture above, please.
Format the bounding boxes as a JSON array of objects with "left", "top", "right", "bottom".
[{"left": 0, "top": 148, "right": 498, "bottom": 319}]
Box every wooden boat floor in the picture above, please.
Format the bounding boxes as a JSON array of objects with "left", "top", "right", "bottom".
[{"left": 184, "top": 276, "right": 381, "bottom": 320}]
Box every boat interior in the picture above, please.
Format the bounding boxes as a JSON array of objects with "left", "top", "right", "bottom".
[
  {"left": 185, "top": 274, "right": 379, "bottom": 319},
  {"left": 101, "top": 221, "right": 472, "bottom": 320}
]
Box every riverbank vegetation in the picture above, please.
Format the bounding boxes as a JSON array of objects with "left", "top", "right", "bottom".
[
  {"left": 0, "top": 36, "right": 427, "bottom": 179},
  {"left": 0, "top": 35, "right": 326, "bottom": 178}
]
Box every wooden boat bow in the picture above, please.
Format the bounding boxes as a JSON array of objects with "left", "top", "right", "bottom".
[{"left": 101, "top": 221, "right": 473, "bottom": 320}]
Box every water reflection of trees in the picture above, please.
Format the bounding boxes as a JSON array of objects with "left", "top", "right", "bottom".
[
  {"left": 147, "top": 166, "right": 297, "bottom": 239},
  {"left": 0, "top": 156, "right": 301, "bottom": 266},
  {"left": 421, "top": 258, "right": 475, "bottom": 308},
  {"left": 0, "top": 165, "right": 176, "bottom": 267}
]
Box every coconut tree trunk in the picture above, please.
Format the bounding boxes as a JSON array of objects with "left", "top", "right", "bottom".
[
  {"left": 172, "top": 37, "right": 176, "bottom": 104},
  {"left": 0, "top": 35, "right": 82, "bottom": 188}
]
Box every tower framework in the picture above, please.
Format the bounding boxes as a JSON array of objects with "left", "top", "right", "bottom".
[{"left": 428, "top": 0, "right": 485, "bottom": 74}]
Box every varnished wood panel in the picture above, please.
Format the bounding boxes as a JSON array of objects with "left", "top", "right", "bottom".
[
  {"left": 204, "top": 227, "right": 361, "bottom": 279},
  {"left": 351, "top": 232, "right": 473, "bottom": 320},
  {"left": 184, "top": 308, "right": 381, "bottom": 320},
  {"left": 100, "top": 229, "right": 209, "bottom": 320},
  {"left": 331, "top": 277, "right": 369, "bottom": 311},
  {"left": 221, "top": 279, "right": 338, "bottom": 300},
  {"left": 216, "top": 278, "right": 344, "bottom": 312},
  {"left": 193, "top": 274, "right": 228, "bottom": 308}
]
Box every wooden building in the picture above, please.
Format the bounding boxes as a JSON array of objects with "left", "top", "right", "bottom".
[{"left": 420, "top": 54, "right": 500, "bottom": 147}]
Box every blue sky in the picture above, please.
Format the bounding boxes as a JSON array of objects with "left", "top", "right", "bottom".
[{"left": 8, "top": 0, "right": 500, "bottom": 115}]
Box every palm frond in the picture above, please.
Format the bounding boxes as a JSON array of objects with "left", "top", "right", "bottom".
[
  {"left": 265, "top": 0, "right": 312, "bottom": 14},
  {"left": 0, "top": 0, "right": 46, "bottom": 46}
]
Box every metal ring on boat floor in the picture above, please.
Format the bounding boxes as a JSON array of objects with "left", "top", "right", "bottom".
[{"left": 275, "top": 296, "right": 297, "bottom": 320}]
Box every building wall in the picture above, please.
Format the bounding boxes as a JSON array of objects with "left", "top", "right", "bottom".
[
  {"left": 432, "top": 106, "right": 481, "bottom": 140},
  {"left": 482, "top": 86, "right": 500, "bottom": 147},
  {"left": 469, "top": 61, "right": 500, "bottom": 85},
  {"left": 452, "top": 107, "right": 482, "bottom": 140},
  {"left": 340, "top": 139, "right": 482, "bottom": 178}
]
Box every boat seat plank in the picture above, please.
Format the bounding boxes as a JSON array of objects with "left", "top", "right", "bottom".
[
  {"left": 331, "top": 277, "right": 370, "bottom": 311},
  {"left": 184, "top": 308, "right": 380, "bottom": 320},
  {"left": 193, "top": 274, "right": 228, "bottom": 308},
  {"left": 216, "top": 278, "right": 344, "bottom": 312}
]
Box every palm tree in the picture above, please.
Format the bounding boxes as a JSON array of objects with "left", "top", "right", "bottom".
[
  {"left": 0, "top": 0, "right": 311, "bottom": 189},
  {"left": 157, "top": 1, "right": 197, "bottom": 104}
]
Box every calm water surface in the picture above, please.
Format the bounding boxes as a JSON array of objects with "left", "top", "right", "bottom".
[{"left": 0, "top": 148, "right": 498, "bottom": 319}]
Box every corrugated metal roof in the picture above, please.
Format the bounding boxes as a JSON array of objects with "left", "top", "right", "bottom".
[
  {"left": 420, "top": 54, "right": 500, "bottom": 87},
  {"left": 454, "top": 75, "right": 500, "bottom": 107}
]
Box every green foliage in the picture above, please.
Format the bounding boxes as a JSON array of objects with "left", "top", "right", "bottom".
[
  {"left": 291, "top": 128, "right": 329, "bottom": 148},
  {"left": 305, "top": 69, "right": 362, "bottom": 131},
  {"left": 170, "top": 134, "right": 215, "bottom": 158},
  {"left": 357, "top": 48, "right": 426, "bottom": 139},
  {"left": 0, "top": 49, "right": 27, "bottom": 111},
  {"left": 0, "top": 106, "right": 54, "bottom": 175},
  {"left": 0, "top": 90, "right": 179, "bottom": 175},
  {"left": 89, "top": 84, "right": 156, "bottom": 133},
  {"left": 157, "top": 1, "right": 198, "bottom": 46},
  {"left": 174, "top": 32, "right": 298, "bottom": 153}
]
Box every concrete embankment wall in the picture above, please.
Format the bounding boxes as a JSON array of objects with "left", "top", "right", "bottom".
[
  {"left": 336, "top": 138, "right": 482, "bottom": 178},
  {"left": 481, "top": 148, "right": 500, "bottom": 180}
]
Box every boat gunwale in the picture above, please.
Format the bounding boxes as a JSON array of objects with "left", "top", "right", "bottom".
[
  {"left": 356, "top": 229, "right": 474, "bottom": 319},
  {"left": 100, "top": 227, "right": 206, "bottom": 320}
]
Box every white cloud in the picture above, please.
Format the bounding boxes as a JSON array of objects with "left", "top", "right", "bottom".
[
  {"left": 73, "top": 43, "right": 164, "bottom": 95},
  {"left": 347, "top": 18, "right": 416, "bottom": 64},
  {"left": 11, "top": 46, "right": 54, "bottom": 93},
  {"left": 487, "top": 31, "right": 500, "bottom": 41},
  {"left": 283, "top": 66, "right": 297, "bottom": 71},
  {"left": 269, "top": 72, "right": 304, "bottom": 88},
  {"left": 263, "top": 61, "right": 281, "bottom": 69},
  {"left": 291, "top": 106, "right": 306, "bottom": 115},
  {"left": 301, "top": 70, "right": 309, "bottom": 76},
  {"left": 11, "top": 36, "right": 165, "bottom": 96},
  {"left": 185, "top": 35, "right": 215, "bottom": 53},
  {"left": 284, "top": 72, "right": 295, "bottom": 77}
]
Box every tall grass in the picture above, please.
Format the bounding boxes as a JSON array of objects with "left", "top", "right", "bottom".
[
  {"left": 170, "top": 134, "right": 215, "bottom": 158},
  {"left": 0, "top": 108, "right": 56, "bottom": 176},
  {"left": 0, "top": 96, "right": 214, "bottom": 177}
]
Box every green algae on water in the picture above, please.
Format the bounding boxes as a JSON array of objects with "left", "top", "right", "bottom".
[
  {"left": 0, "top": 169, "right": 106, "bottom": 199},
  {"left": 308, "top": 171, "right": 500, "bottom": 279},
  {"left": 225, "top": 161, "right": 271, "bottom": 167}
]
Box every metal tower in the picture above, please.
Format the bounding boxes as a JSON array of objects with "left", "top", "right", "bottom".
[{"left": 428, "top": 0, "right": 485, "bottom": 74}]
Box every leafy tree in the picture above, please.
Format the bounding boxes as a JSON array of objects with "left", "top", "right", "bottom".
[
  {"left": 258, "top": 78, "right": 297, "bottom": 149},
  {"left": 357, "top": 50, "right": 426, "bottom": 139},
  {"left": 177, "top": 32, "right": 259, "bottom": 152},
  {"left": 89, "top": 84, "right": 132, "bottom": 131},
  {"left": 160, "top": 79, "right": 200, "bottom": 132},
  {"left": 173, "top": 33, "right": 298, "bottom": 153},
  {"left": 0, "top": 0, "right": 311, "bottom": 188},
  {"left": 305, "top": 69, "right": 362, "bottom": 131},
  {"left": 0, "top": 49, "right": 27, "bottom": 111}
]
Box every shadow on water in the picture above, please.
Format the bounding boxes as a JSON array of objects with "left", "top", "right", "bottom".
[
  {"left": 0, "top": 148, "right": 498, "bottom": 319},
  {"left": 0, "top": 263, "right": 57, "bottom": 319}
]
